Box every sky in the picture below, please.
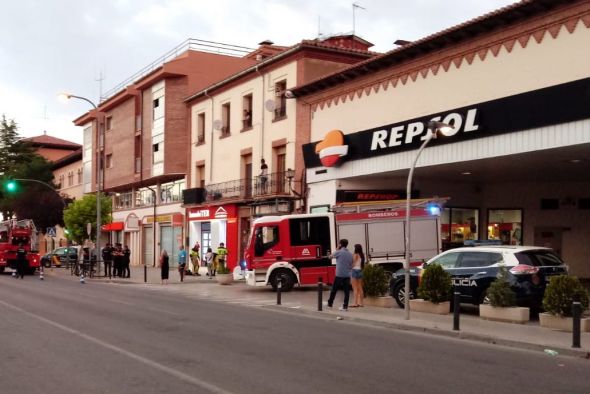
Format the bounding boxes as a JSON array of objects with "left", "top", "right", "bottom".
[{"left": 0, "top": 0, "right": 516, "bottom": 145}]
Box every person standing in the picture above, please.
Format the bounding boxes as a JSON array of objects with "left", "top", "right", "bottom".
[
  {"left": 327, "top": 239, "right": 353, "bottom": 311},
  {"left": 216, "top": 242, "right": 228, "bottom": 274},
  {"left": 16, "top": 242, "right": 27, "bottom": 279},
  {"left": 259, "top": 158, "right": 268, "bottom": 194},
  {"left": 204, "top": 247, "right": 214, "bottom": 278},
  {"left": 159, "top": 250, "right": 169, "bottom": 285},
  {"left": 122, "top": 245, "right": 131, "bottom": 278},
  {"left": 190, "top": 242, "right": 201, "bottom": 276},
  {"left": 178, "top": 245, "right": 187, "bottom": 282},
  {"left": 101, "top": 243, "right": 113, "bottom": 278},
  {"left": 350, "top": 244, "right": 365, "bottom": 308},
  {"left": 112, "top": 243, "right": 124, "bottom": 278}
]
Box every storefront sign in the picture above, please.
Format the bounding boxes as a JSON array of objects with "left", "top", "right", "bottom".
[
  {"left": 336, "top": 190, "right": 410, "bottom": 202},
  {"left": 303, "top": 76, "right": 590, "bottom": 168},
  {"left": 187, "top": 205, "right": 237, "bottom": 221}
]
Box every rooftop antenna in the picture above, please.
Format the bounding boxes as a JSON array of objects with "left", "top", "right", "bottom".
[
  {"left": 352, "top": 2, "right": 366, "bottom": 35},
  {"left": 95, "top": 69, "right": 105, "bottom": 103}
]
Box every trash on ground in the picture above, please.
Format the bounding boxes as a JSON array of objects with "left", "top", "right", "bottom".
[
  {"left": 544, "top": 349, "right": 558, "bottom": 357},
  {"left": 336, "top": 316, "right": 343, "bottom": 320}
]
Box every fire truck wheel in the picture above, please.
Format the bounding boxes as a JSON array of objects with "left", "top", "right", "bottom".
[
  {"left": 392, "top": 282, "right": 414, "bottom": 309},
  {"left": 270, "top": 270, "right": 295, "bottom": 292}
]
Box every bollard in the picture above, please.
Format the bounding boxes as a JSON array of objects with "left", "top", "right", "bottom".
[
  {"left": 276, "top": 278, "right": 282, "bottom": 305},
  {"left": 453, "top": 291, "right": 461, "bottom": 331},
  {"left": 572, "top": 294, "right": 581, "bottom": 348},
  {"left": 318, "top": 276, "right": 323, "bottom": 311},
  {"left": 39, "top": 266, "right": 44, "bottom": 280}
]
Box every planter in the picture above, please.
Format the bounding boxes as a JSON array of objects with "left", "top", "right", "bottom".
[
  {"left": 409, "top": 299, "right": 450, "bottom": 315},
  {"left": 364, "top": 296, "right": 394, "bottom": 308},
  {"left": 539, "top": 313, "right": 590, "bottom": 332},
  {"left": 216, "top": 273, "right": 233, "bottom": 285},
  {"left": 479, "top": 305, "right": 530, "bottom": 324}
]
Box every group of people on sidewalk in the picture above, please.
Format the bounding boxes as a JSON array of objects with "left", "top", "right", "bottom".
[
  {"left": 101, "top": 243, "right": 131, "bottom": 278},
  {"left": 158, "top": 242, "right": 229, "bottom": 285},
  {"left": 327, "top": 239, "right": 365, "bottom": 311}
]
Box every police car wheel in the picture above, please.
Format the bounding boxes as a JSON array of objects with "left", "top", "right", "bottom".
[{"left": 392, "top": 282, "right": 414, "bottom": 308}]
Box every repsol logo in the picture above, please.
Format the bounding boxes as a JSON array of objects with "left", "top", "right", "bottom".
[
  {"left": 370, "top": 108, "right": 479, "bottom": 151},
  {"left": 452, "top": 278, "right": 477, "bottom": 287}
]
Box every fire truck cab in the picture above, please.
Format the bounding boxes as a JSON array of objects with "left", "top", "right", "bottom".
[{"left": 244, "top": 199, "right": 446, "bottom": 292}]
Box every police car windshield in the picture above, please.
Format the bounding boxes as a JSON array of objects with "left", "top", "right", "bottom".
[{"left": 515, "top": 250, "right": 564, "bottom": 267}]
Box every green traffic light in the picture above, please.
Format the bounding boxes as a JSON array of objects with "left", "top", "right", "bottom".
[{"left": 5, "top": 180, "right": 17, "bottom": 192}]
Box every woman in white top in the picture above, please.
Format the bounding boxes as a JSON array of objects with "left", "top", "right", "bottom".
[
  {"left": 204, "top": 247, "right": 214, "bottom": 278},
  {"left": 350, "top": 244, "right": 365, "bottom": 307}
]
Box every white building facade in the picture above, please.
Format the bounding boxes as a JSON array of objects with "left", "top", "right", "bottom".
[{"left": 295, "top": 1, "right": 590, "bottom": 277}]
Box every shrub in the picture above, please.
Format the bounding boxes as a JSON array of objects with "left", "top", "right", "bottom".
[
  {"left": 417, "top": 263, "right": 452, "bottom": 304},
  {"left": 362, "top": 264, "right": 388, "bottom": 297},
  {"left": 216, "top": 261, "right": 230, "bottom": 275},
  {"left": 542, "top": 275, "right": 589, "bottom": 317},
  {"left": 487, "top": 265, "right": 517, "bottom": 308}
]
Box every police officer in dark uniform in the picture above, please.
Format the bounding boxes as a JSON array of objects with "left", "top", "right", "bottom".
[
  {"left": 16, "top": 242, "right": 27, "bottom": 279},
  {"left": 102, "top": 243, "right": 113, "bottom": 278}
]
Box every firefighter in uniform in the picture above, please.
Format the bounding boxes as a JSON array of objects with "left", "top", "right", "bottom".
[{"left": 16, "top": 242, "right": 27, "bottom": 279}]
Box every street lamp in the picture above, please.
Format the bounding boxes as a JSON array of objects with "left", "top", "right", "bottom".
[
  {"left": 145, "top": 186, "right": 157, "bottom": 283},
  {"left": 403, "top": 120, "right": 454, "bottom": 320},
  {"left": 59, "top": 92, "right": 102, "bottom": 276}
]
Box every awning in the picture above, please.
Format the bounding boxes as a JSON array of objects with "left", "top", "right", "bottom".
[{"left": 101, "top": 222, "right": 124, "bottom": 231}]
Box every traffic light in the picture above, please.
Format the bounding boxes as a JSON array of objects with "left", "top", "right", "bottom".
[{"left": 3, "top": 179, "right": 18, "bottom": 193}]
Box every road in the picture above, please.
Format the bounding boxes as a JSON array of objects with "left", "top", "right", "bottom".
[{"left": 0, "top": 272, "right": 587, "bottom": 394}]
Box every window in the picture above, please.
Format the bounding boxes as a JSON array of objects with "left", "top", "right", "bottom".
[
  {"left": 58, "top": 174, "right": 65, "bottom": 189},
  {"left": 114, "top": 191, "right": 133, "bottom": 210},
  {"left": 77, "top": 168, "right": 82, "bottom": 184},
  {"left": 221, "top": 102, "right": 231, "bottom": 136},
  {"left": 242, "top": 94, "right": 252, "bottom": 129},
  {"left": 254, "top": 226, "right": 279, "bottom": 257},
  {"left": 67, "top": 171, "right": 74, "bottom": 186},
  {"left": 487, "top": 209, "right": 522, "bottom": 245},
  {"left": 134, "top": 135, "right": 141, "bottom": 173},
  {"left": 153, "top": 142, "right": 163, "bottom": 164},
  {"left": 153, "top": 97, "right": 164, "bottom": 120},
  {"left": 135, "top": 187, "right": 156, "bottom": 207},
  {"left": 197, "top": 113, "right": 205, "bottom": 143},
  {"left": 160, "top": 180, "right": 185, "bottom": 204},
  {"left": 430, "top": 252, "right": 460, "bottom": 268},
  {"left": 441, "top": 208, "right": 479, "bottom": 250},
  {"left": 273, "top": 80, "right": 287, "bottom": 120},
  {"left": 105, "top": 154, "right": 113, "bottom": 168},
  {"left": 105, "top": 116, "right": 112, "bottom": 131},
  {"left": 458, "top": 252, "right": 503, "bottom": 268},
  {"left": 196, "top": 164, "right": 205, "bottom": 189}
]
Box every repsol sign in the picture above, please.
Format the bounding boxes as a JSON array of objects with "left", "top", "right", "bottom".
[
  {"left": 370, "top": 108, "right": 479, "bottom": 151},
  {"left": 302, "top": 77, "right": 590, "bottom": 168}
]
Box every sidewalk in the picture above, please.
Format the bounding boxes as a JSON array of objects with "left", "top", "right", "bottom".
[{"left": 50, "top": 265, "right": 590, "bottom": 359}]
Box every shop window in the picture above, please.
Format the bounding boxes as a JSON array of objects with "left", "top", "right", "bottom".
[
  {"left": 487, "top": 209, "right": 522, "bottom": 245},
  {"left": 441, "top": 208, "right": 479, "bottom": 250}
]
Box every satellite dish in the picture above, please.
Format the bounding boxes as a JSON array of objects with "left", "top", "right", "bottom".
[
  {"left": 264, "top": 99, "right": 276, "bottom": 112},
  {"left": 213, "top": 119, "right": 223, "bottom": 131}
]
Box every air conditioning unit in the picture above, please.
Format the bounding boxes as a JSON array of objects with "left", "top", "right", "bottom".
[{"left": 182, "top": 188, "right": 207, "bottom": 204}]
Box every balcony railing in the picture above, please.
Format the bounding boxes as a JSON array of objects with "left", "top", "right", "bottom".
[{"left": 205, "top": 172, "right": 292, "bottom": 202}]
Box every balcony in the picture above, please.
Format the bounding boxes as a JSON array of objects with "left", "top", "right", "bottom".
[{"left": 204, "top": 171, "right": 293, "bottom": 203}]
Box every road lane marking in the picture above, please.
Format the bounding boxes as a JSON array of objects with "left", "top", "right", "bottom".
[{"left": 0, "top": 300, "right": 233, "bottom": 394}]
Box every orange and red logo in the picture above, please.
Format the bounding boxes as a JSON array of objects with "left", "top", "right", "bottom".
[{"left": 315, "top": 129, "right": 348, "bottom": 167}]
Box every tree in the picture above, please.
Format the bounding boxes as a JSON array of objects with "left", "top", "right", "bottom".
[
  {"left": 7, "top": 155, "right": 65, "bottom": 230},
  {"left": 63, "top": 194, "right": 111, "bottom": 244}
]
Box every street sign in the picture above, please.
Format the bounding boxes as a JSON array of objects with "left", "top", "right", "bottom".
[
  {"left": 47, "top": 227, "right": 56, "bottom": 237},
  {"left": 86, "top": 222, "right": 92, "bottom": 236}
]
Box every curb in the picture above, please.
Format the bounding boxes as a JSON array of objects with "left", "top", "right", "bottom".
[{"left": 263, "top": 304, "right": 590, "bottom": 360}]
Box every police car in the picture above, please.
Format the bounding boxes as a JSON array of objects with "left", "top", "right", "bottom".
[{"left": 389, "top": 245, "right": 567, "bottom": 309}]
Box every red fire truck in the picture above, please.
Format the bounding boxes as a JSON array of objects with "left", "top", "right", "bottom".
[
  {"left": 244, "top": 198, "right": 446, "bottom": 291},
  {"left": 0, "top": 219, "right": 40, "bottom": 275}
]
